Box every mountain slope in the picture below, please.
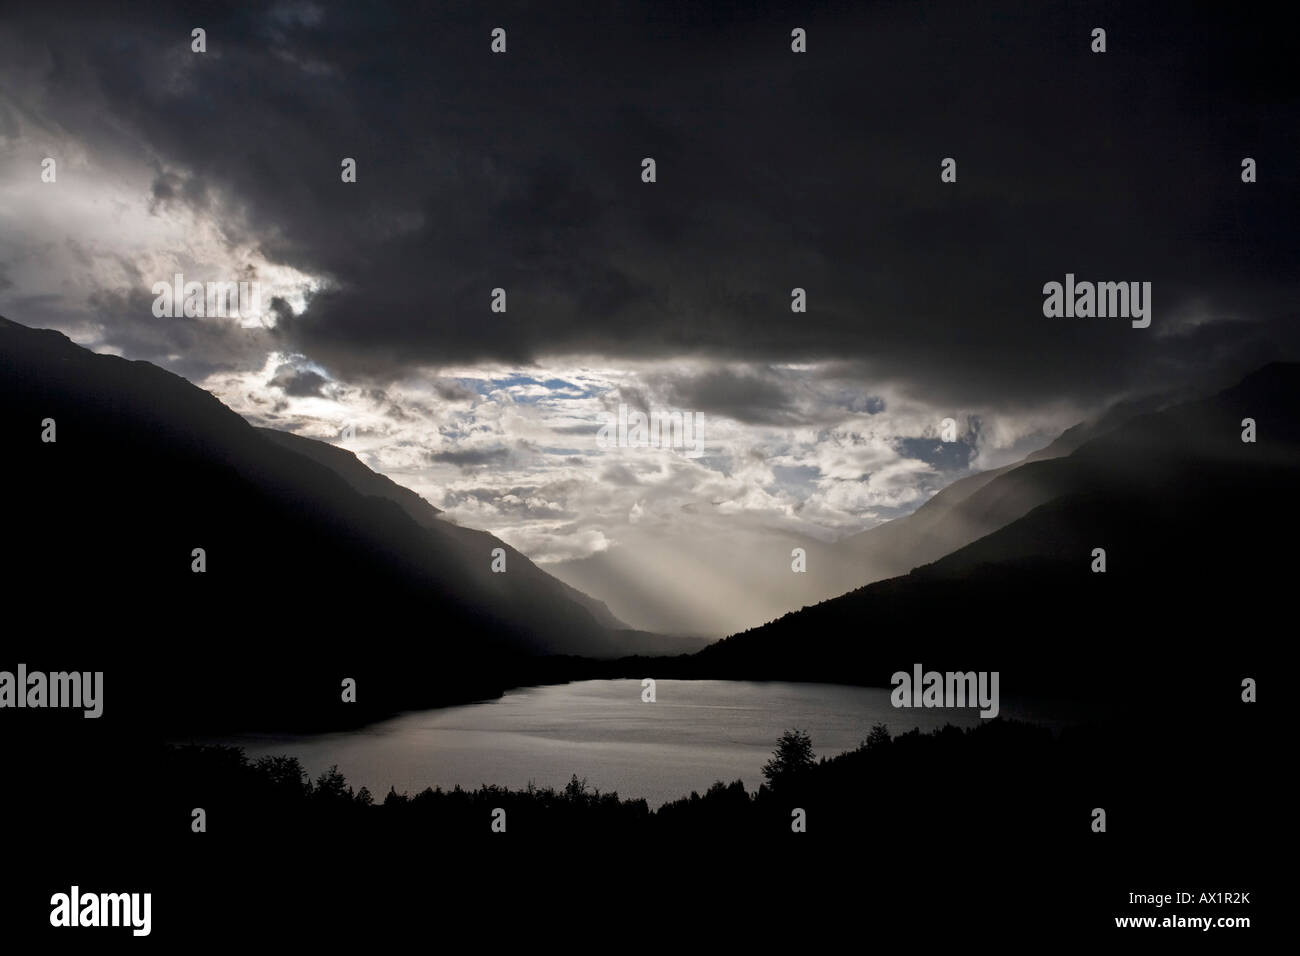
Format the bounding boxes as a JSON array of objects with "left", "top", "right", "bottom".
[
  {"left": 546, "top": 387, "right": 1176, "bottom": 635},
  {"left": 0, "top": 315, "right": 679, "bottom": 730},
  {"left": 691, "top": 364, "right": 1297, "bottom": 703},
  {"left": 258, "top": 427, "right": 629, "bottom": 631},
  {"left": 829, "top": 388, "right": 1181, "bottom": 583}
]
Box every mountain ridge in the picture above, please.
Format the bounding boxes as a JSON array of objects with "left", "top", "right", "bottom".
[
  {"left": 689, "top": 362, "right": 1296, "bottom": 700},
  {"left": 0, "top": 314, "right": 698, "bottom": 730}
]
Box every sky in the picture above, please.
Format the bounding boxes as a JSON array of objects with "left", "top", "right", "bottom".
[{"left": 2, "top": 0, "right": 1296, "bottom": 634}]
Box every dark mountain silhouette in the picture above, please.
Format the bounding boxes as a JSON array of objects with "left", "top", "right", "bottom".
[
  {"left": 545, "top": 387, "right": 1185, "bottom": 635},
  {"left": 691, "top": 363, "right": 1296, "bottom": 708},
  {"left": 827, "top": 388, "right": 1184, "bottom": 584},
  {"left": 3, "top": 314, "right": 1279, "bottom": 939},
  {"left": 257, "top": 427, "right": 637, "bottom": 634},
  {"left": 0, "top": 315, "right": 699, "bottom": 732}
]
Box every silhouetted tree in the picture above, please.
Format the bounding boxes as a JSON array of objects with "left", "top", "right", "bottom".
[
  {"left": 314, "top": 765, "right": 350, "bottom": 802},
  {"left": 564, "top": 774, "right": 589, "bottom": 802},
  {"left": 864, "top": 724, "right": 891, "bottom": 750},
  {"left": 762, "top": 729, "right": 815, "bottom": 784}
]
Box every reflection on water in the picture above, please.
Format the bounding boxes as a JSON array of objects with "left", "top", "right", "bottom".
[{"left": 212, "top": 679, "right": 1072, "bottom": 808}]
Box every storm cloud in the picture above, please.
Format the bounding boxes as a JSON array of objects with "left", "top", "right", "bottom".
[
  {"left": 2, "top": 0, "right": 1297, "bottom": 633},
  {"left": 2, "top": 0, "right": 1295, "bottom": 411}
]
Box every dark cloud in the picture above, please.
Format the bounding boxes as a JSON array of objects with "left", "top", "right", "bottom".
[
  {"left": 661, "top": 368, "right": 803, "bottom": 425},
  {"left": 428, "top": 446, "right": 510, "bottom": 468},
  {"left": 432, "top": 379, "right": 477, "bottom": 402},
  {"left": 269, "top": 363, "right": 328, "bottom": 397},
  {"left": 148, "top": 167, "right": 211, "bottom": 215},
  {"left": 2, "top": 0, "right": 1297, "bottom": 408},
  {"left": 267, "top": 297, "right": 296, "bottom": 327},
  {"left": 83, "top": 287, "right": 271, "bottom": 382},
  {"left": 896, "top": 435, "right": 975, "bottom": 472},
  {"left": 599, "top": 463, "right": 640, "bottom": 486}
]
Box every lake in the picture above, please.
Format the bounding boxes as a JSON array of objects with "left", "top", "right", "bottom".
[{"left": 213, "top": 679, "right": 1073, "bottom": 808}]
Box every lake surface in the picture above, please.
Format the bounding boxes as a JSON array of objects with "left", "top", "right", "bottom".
[{"left": 213, "top": 679, "right": 1072, "bottom": 808}]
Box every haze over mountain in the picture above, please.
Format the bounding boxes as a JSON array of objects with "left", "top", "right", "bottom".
[
  {"left": 257, "top": 427, "right": 632, "bottom": 633},
  {"left": 546, "top": 387, "right": 1189, "bottom": 635},
  {"left": 690, "top": 363, "right": 1297, "bottom": 701},
  {"left": 0, "top": 3, "right": 1290, "bottom": 940},
  {"left": 4, "top": 310, "right": 1291, "bottom": 726},
  {"left": 0, "top": 315, "right": 703, "bottom": 730},
  {"left": 4, "top": 0, "right": 1295, "bottom": 653}
]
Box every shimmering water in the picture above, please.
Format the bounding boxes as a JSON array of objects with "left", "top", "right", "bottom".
[{"left": 217, "top": 679, "right": 1069, "bottom": 808}]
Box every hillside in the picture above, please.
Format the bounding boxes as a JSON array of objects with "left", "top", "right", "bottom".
[
  {"left": 691, "top": 364, "right": 1297, "bottom": 706},
  {"left": 0, "top": 315, "right": 693, "bottom": 731}
]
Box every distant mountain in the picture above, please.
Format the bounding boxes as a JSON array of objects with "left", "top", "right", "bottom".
[
  {"left": 0, "top": 316, "right": 697, "bottom": 731},
  {"left": 260, "top": 427, "right": 707, "bottom": 657},
  {"left": 828, "top": 388, "right": 1185, "bottom": 585},
  {"left": 546, "top": 387, "right": 1179, "bottom": 636},
  {"left": 691, "top": 364, "right": 1297, "bottom": 702},
  {"left": 258, "top": 428, "right": 629, "bottom": 631}
]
